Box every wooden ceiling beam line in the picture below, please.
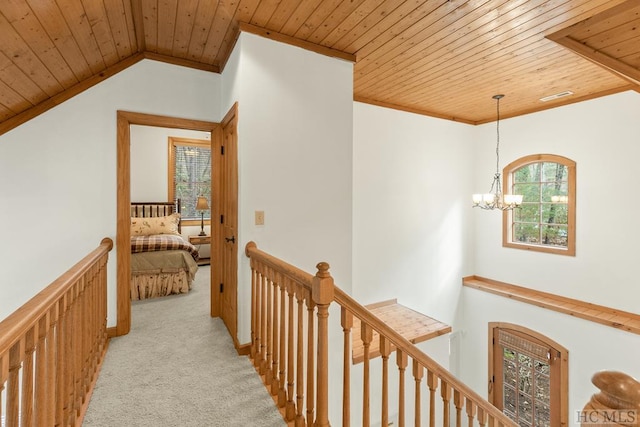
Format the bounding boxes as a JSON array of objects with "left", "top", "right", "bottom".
[
  {"left": 549, "top": 36, "right": 640, "bottom": 87},
  {"left": 142, "top": 52, "right": 220, "bottom": 73},
  {"left": 354, "top": 95, "right": 476, "bottom": 125},
  {"left": 239, "top": 22, "right": 356, "bottom": 63},
  {"left": 545, "top": 0, "right": 640, "bottom": 41},
  {"left": 130, "top": 0, "right": 147, "bottom": 53},
  {"left": 0, "top": 53, "right": 145, "bottom": 137}
]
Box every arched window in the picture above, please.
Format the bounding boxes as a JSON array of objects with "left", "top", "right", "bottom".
[{"left": 502, "top": 154, "right": 576, "bottom": 256}]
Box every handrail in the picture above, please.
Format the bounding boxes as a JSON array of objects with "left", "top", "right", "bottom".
[
  {"left": 245, "top": 241, "right": 315, "bottom": 289},
  {"left": 0, "top": 238, "right": 113, "bottom": 353},
  {"left": 0, "top": 237, "right": 113, "bottom": 427},
  {"left": 334, "top": 286, "right": 516, "bottom": 425},
  {"left": 245, "top": 241, "right": 517, "bottom": 426}
]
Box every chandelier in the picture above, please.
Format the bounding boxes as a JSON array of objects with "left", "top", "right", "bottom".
[{"left": 472, "top": 94, "right": 523, "bottom": 210}]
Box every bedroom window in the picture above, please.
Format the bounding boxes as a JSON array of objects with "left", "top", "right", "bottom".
[
  {"left": 168, "top": 137, "right": 211, "bottom": 224},
  {"left": 502, "top": 154, "right": 576, "bottom": 256}
]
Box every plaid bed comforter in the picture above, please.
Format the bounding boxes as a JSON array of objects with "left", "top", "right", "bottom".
[{"left": 131, "top": 234, "right": 199, "bottom": 261}]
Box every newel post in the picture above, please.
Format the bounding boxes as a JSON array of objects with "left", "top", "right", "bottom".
[
  {"left": 313, "top": 262, "right": 335, "bottom": 427},
  {"left": 582, "top": 371, "right": 640, "bottom": 426}
]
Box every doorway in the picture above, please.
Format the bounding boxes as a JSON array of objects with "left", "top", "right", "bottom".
[
  {"left": 116, "top": 109, "right": 238, "bottom": 342},
  {"left": 489, "top": 323, "right": 568, "bottom": 426}
]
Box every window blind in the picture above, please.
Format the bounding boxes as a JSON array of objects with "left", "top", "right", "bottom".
[{"left": 172, "top": 143, "right": 211, "bottom": 220}]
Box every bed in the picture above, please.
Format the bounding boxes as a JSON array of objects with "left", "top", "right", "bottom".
[{"left": 130, "top": 201, "right": 199, "bottom": 300}]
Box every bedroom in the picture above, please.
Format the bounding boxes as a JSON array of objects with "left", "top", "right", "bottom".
[
  {"left": 129, "top": 124, "right": 212, "bottom": 301},
  {"left": 0, "top": 28, "right": 638, "bottom": 424}
]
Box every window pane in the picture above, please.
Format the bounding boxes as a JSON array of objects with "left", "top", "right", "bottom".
[
  {"left": 505, "top": 385, "right": 517, "bottom": 417},
  {"left": 541, "top": 183, "right": 568, "bottom": 203},
  {"left": 520, "top": 391, "right": 533, "bottom": 424},
  {"left": 513, "top": 223, "right": 540, "bottom": 244},
  {"left": 542, "top": 162, "right": 567, "bottom": 182},
  {"left": 535, "top": 372, "right": 550, "bottom": 401},
  {"left": 541, "top": 225, "right": 567, "bottom": 246},
  {"left": 514, "top": 204, "right": 540, "bottom": 223},
  {"left": 514, "top": 164, "right": 541, "bottom": 183},
  {"left": 174, "top": 144, "right": 211, "bottom": 219},
  {"left": 505, "top": 360, "right": 517, "bottom": 387},
  {"left": 514, "top": 184, "right": 540, "bottom": 203},
  {"left": 535, "top": 402, "right": 550, "bottom": 426},
  {"left": 541, "top": 204, "right": 568, "bottom": 225}
]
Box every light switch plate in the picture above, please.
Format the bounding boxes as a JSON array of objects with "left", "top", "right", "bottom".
[{"left": 255, "top": 210, "right": 265, "bottom": 225}]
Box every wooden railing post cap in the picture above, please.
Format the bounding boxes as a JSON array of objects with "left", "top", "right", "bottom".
[
  {"left": 313, "top": 262, "right": 334, "bottom": 304},
  {"left": 100, "top": 237, "right": 114, "bottom": 251},
  {"left": 245, "top": 241, "right": 257, "bottom": 256},
  {"left": 592, "top": 370, "right": 640, "bottom": 408}
]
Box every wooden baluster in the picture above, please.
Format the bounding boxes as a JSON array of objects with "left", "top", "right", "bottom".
[
  {"left": 295, "top": 285, "right": 306, "bottom": 427},
  {"left": 65, "top": 287, "right": 76, "bottom": 425},
  {"left": 250, "top": 260, "right": 257, "bottom": 359},
  {"left": 441, "top": 379, "right": 451, "bottom": 427},
  {"left": 341, "top": 307, "right": 352, "bottom": 427},
  {"left": 454, "top": 389, "right": 463, "bottom": 427},
  {"left": 56, "top": 298, "right": 66, "bottom": 426},
  {"left": 306, "top": 290, "right": 316, "bottom": 424},
  {"left": 0, "top": 354, "right": 7, "bottom": 425},
  {"left": 477, "top": 407, "right": 487, "bottom": 427},
  {"left": 254, "top": 265, "right": 263, "bottom": 370},
  {"left": 260, "top": 268, "right": 268, "bottom": 375},
  {"left": 286, "top": 278, "right": 296, "bottom": 421},
  {"left": 21, "top": 327, "right": 36, "bottom": 426},
  {"left": 397, "top": 349, "right": 408, "bottom": 427},
  {"left": 271, "top": 273, "right": 281, "bottom": 396},
  {"left": 0, "top": 354, "right": 6, "bottom": 425},
  {"left": 48, "top": 305, "right": 59, "bottom": 426},
  {"left": 265, "top": 270, "right": 273, "bottom": 385},
  {"left": 75, "top": 281, "right": 84, "bottom": 416},
  {"left": 312, "top": 262, "right": 334, "bottom": 427},
  {"left": 380, "top": 336, "right": 391, "bottom": 427},
  {"left": 361, "top": 322, "right": 373, "bottom": 426},
  {"left": 413, "top": 359, "right": 424, "bottom": 427},
  {"left": 278, "top": 277, "right": 287, "bottom": 408},
  {"left": 465, "top": 397, "right": 476, "bottom": 427},
  {"left": 7, "top": 339, "right": 22, "bottom": 427},
  {"left": 427, "top": 370, "right": 438, "bottom": 427}
]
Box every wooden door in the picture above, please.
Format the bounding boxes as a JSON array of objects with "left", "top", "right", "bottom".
[
  {"left": 219, "top": 103, "right": 238, "bottom": 343},
  {"left": 490, "top": 323, "right": 568, "bottom": 427}
]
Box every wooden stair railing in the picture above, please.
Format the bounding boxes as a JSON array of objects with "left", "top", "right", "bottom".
[
  {"left": 245, "top": 241, "right": 517, "bottom": 427},
  {"left": 0, "top": 238, "right": 113, "bottom": 427},
  {"left": 582, "top": 371, "right": 640, "bottom": 426}
]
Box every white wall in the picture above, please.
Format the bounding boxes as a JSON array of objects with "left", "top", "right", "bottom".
[
  {"left": 222, "top": 32, "right": 354, "bottom": 345},
  {"left": 473, "top": 91, "right": 640, "bottom": 311},
  {"left": 460, "top": 91, "right": 640, "bottom": 421},
  {"left": 353, "top": 102, "right": 476, "bottom": 325},
  {"left": 0, "top": 60, "right": 221, "bottom": 325}
]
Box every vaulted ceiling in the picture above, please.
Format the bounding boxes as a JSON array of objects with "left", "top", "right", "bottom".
[{"left": 1, "top": 0, "right": 639, "bottom": 135}]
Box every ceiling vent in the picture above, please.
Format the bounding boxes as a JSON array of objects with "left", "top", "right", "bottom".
[{"left": 539, "top": 91, "right": 574, "bottom": 102}]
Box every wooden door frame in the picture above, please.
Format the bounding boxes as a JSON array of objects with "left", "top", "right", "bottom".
[
  {"left": 488, "top": 322, "right": 569, "bottom": 426},
  {"left": 115, "top": 111, "right": 221, "bottom": 336}
]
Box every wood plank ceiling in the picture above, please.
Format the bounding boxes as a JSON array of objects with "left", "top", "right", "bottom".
[{"left": 0, "top": 0, "right": 638, "bottom": 135}]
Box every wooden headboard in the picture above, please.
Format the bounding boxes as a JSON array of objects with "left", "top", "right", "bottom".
[{"left": 130, "top": 199, "right": 181, "bottom": 232}]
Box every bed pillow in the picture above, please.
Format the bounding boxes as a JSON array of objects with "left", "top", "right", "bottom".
[{"left": 131, "top": 213, "right": 181, "bottom": 236}]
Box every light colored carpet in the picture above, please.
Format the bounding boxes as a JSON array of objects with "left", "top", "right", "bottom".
[{"left": 83, "top": 266, "right": 285, "bottom": 427}]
